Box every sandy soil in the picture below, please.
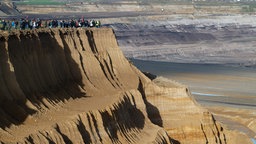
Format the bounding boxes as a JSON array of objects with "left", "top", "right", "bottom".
[
  {"left": 130, "top": 56, "right": 256, "bottom": 140},
  {"left": 1, "top": 9, "right": 256, "bottom": 143},
  {"left": 2, "top": 27, "right": 249, "bottom": 144}
]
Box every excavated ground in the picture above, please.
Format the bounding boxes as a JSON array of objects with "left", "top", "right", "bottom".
[
  {"left": 0, "top": 28, "right": 171, "bottom": 143},
  {"left": 112, "top": 14, "right": 256, "bottom": 67},
  {"left": 110, "top": 14, "right": 256, "bottom": 142},
  {"left": 0, "top": 2, "right": 255, "bottom": 143},
  {"left": 0, "top": 28, "right": 252, "bottom": 144}
]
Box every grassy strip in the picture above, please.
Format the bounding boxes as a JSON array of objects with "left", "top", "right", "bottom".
[
  {"left": 15, "top": 0, "right": 65, "bottom": 5},
  {"left": 241, "top": 4, "right": 256, "bottom": 12}
]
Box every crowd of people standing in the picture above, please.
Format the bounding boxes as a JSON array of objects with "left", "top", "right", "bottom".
[{"left": 0, "top": 17, "right": 101, "bottom": 31}]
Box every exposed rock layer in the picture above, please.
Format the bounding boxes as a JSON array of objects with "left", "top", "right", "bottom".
[
  {"left": 112, "top": 21, "right": 256, "bottom": 67},
  {"left": 0, "top": 28, "right": 252, "bottom": 143},
  {"left": 15, "top": 3, "right": 242, "bottom": 15}
]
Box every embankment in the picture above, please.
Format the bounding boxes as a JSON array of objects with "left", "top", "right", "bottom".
[
  {"left": 15, "top": 2, "right": 243, "bottom": 15},
  {"left": 0, "top": 28, "right": 251, "bottom": 143}
]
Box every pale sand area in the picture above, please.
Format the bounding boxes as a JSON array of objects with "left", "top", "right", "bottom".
[{"left": 131, "top": 58, "right": 256, "bottom": 139}]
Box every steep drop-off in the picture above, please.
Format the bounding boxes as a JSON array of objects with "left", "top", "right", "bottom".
[{"left": 0, "top": 28, "right": 252, "bottom": 143}]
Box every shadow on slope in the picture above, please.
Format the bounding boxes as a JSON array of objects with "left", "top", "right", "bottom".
[
  {"left": 138, "top": 79, "right": 162, "bottom": 127},
  {"left": 137, "top": 78, "right": 181, "bottom": 144},
  {"left": 100, "top": 95, "right": 145, "bottom": 143},
  {"left": 0, "top": 29, "right": 88, "bottom": 128},
  {"left": 0, "top": 36, "right": 35, "bottom": 128}
]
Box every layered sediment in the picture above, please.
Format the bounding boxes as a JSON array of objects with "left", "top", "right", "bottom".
[
  {"left": 15, "top": 2, "right": 243, "bottom": 15},
  {"left": 0, "top": 28, "right": 251, "bottom": 143}
]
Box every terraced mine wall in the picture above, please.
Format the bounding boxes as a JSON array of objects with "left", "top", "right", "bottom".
[
  {"left": 15, "top": 3, "right": 243, "bottom": 15},
  {"left": 0, "top": 28, "right": 252, "bottom": 143}
]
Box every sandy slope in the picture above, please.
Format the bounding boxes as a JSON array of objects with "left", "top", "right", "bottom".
[
  {"left": 0, "top": 28, "right": 252, "bottom": 143},
  {"left": 131, "top": 58, "right": 256, "bottom": 140}
]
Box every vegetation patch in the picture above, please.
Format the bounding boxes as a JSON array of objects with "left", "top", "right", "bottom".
[
  {"left": 16, "top": 0, "right": 65, "bottom": 5},
  {"left": 241, "top": 4, "right": 256, "bottom": 12}
]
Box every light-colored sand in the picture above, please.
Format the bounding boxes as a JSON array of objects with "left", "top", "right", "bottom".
[{"left": 131, "top": 58, "right": 256, "bottom": 140}]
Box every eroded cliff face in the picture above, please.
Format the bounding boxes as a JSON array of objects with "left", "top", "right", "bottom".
[{"left": 0, "top": 28, "right": 251, "bottom": 143}]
